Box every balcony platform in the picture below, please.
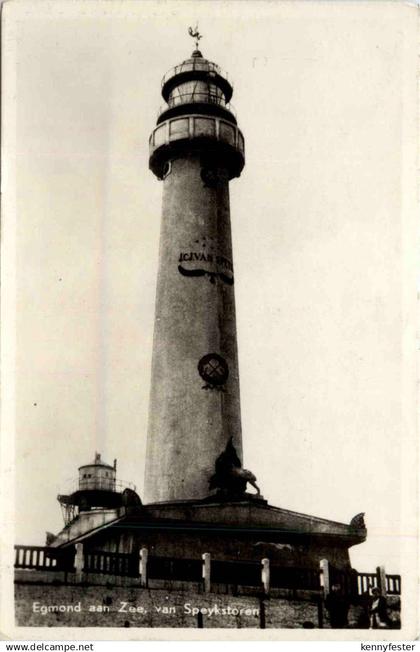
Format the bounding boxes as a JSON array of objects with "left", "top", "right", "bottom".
[{"left": 149, "top": 113, "right": 245, "bottom": 179}]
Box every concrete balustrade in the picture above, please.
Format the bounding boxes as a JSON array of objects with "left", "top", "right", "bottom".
[{"left": 150, "top": 115, "right": 244, "bottom": 153}]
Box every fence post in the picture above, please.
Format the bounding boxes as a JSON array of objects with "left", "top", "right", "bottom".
[
  {"left": 139, "top": 548, "right": 148, "bottom": 587},
  {"left": 317, "top": 596, "right": 324, "bottom": 628},
  {"left": 202, "top": 552, "right": 211, "bottom": 593},
  {"left": 75, "top": 543, "right": 84, "bottom": 583},
  {"left": 259, "top": 596, "right": 266, "bottom": 629},
  {"left": 319, "top": 559, "right": 330, "bottom": 596},
  {"left": 261, "top": 558, "right": 270, "bottom": 596},
  {"left": 376, "top": 565, "right": 387, "bottom": 596}
]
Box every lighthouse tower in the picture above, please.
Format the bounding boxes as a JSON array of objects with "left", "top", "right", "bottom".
[{"left": 146, "top": 44, "right": 246, "bottom": 503}]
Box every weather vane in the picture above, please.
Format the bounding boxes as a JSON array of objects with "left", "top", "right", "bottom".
[{"left": 188, "top": 24, "right": 203, "bottom": 50}]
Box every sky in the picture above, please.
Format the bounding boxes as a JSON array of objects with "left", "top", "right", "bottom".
[{"left": 3, "top": 1, "right": 418, "bottom": 580}]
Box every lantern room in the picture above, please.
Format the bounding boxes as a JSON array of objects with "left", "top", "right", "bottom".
[
  {"left": 57, "top": 453, "right": 140, "bottom": 526},
  {"left": 157, "top": 49, "right": 236, "bottom": 125},
  {"left": 78, "top": 452, "right": 116, "bottom": 492}
]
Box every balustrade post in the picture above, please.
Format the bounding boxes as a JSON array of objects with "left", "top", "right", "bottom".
[
  {"left": 261, "top": 558, "right": 270, "bottom": 596},
  {"left": 202, "top": 553, "right": 211, "bottom": 593},
  {"left": 376, "top": 565, "right": 387, "bottom": 596},
  {"left": 75, "top": 543, "right": 84, "bottom": 583},
  {"left": 139, "top": 548, "right": 148, "bottom": 588},
  {"left": 319, "top": 559, "right": 330, "bottom": 596}
]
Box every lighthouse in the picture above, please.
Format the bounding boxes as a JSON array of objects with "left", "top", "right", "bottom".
[
  {"left": 50, "top": 36, "right": 366, "bottom": 574},
  {"left": 145, "top": 41, "right": 246, "bottom": 503}
]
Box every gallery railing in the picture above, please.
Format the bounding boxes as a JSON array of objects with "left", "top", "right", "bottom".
[
  {"left": 161, "top": 60, "right": 228, "bottom": 88},
  {"left": 158, "top": 93, "right": 236, "bottom": 118}
]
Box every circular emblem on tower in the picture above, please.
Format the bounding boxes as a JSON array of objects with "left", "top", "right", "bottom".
[{"left": 198, "top": 353, "right": 229, "bottom": 387}]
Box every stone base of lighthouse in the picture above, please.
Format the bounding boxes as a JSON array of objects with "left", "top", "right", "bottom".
[{"left": 51, "top": 495, "right": 366, "bottom": 572}]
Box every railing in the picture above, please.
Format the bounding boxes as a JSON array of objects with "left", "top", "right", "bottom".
[
  {"left": 148, "top": 556, "right": 202, "bottom": 583},
  {"left": 329, "top": 565, "right": 401, "bottom": 598},
  {"left": 60, "top": 478, "right": 137, "bottom": 495},
  {"left": 149, "top": 115, "right": 245, "bottom": 156},
  {"left": 14, "top": 545, "right": 401, "bottom": 598},
  {"left": 211, "top": 559, "right": 261, "bottom": 587},
  {"left": 158, "top": 93, "right": 236, "bottom": 118},
  {"left": 386, "top": 574, "right": 401, "bottom": 595},
  {"left": 15, "top": 545, "right": 75, "bottom": 572},
  {"left": 329, "top": 566, "right": 358, "bottom": 595},
  {"left": 161, "top": 60, "right": 228, "bottom": 88},
  {"left": 83, "top": 550, "right": 137, "bottom": 577},
  {"left": 271, "top": 565, "right": 321, "bottom": 592},
  {"left": 355, "top": 572, "right": 379, "bottom": 595}
]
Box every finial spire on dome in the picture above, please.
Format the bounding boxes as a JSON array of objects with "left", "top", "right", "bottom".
[{"left": 188, "top": 24, "right": 203, "bottom": 51}]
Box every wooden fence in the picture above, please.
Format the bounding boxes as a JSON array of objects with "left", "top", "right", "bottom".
[{"left": 14, "top": 544, "right": 401, "bottom": 598}]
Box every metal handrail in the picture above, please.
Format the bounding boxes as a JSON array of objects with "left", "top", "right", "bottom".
[
  {"left": 59, "top": 477, "right": 137, "bottom": 496},
  {"left": 161, "top": 59, "right": 229, "bottom": 88},
  {"left": 158, "top": 94, "right": 236, "bottom": 118}
]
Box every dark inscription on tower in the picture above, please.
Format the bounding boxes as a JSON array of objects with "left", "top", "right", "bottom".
[{"left": 178, "top": 252, "right": 234, "bottom": 285}]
